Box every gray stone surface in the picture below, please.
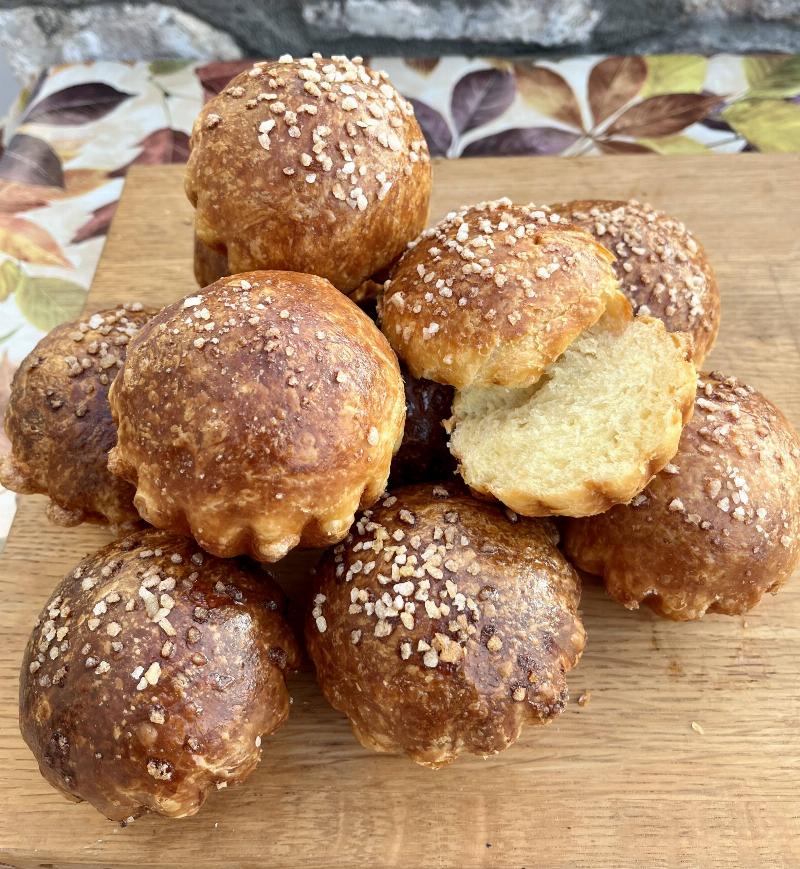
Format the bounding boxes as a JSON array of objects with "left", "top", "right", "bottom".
[
  {"left": 0, "top": 0, "right": 799, "bottom": 85},
  {"left": 0, "top": 3, "right": 241, "bottom": 81},
  {"left": 684, "top": 0, "right": 800, "bottom": 19},
  {"left": 302, "top": 0, "right": 601, "bottom": 45}
]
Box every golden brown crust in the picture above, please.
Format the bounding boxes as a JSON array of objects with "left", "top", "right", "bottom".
[
  {"left": 378, "top": 199, "right": 620, "bottom": 389},
  {"left": 551, "top": 199, "right": 720, "bottom": 364},
  {"left": 563, "top": 372, "right": 800, "bottom": 619},
  {"left": 306, "top": 483, "right": 586, "bottom": 767},
  {"left": 108, "top": 271, "right": 406, "bottom": 562},
  {"left": 194, "top": 232, "right": 229, "bottom": 287},
  {"left": 389, "top": 370, "right": 455, "bottom": 487},
  {"left": 185, "top": 55, "right": 431, "bottom": 295},
  {"left": 463, "top": 447, "right": 687, "bottom": 519},
  {"left": 19, "top": 529, "right": 300, "bottom": 821},
  {"left": 0, "top": 305, "right": 154, "bottom": 531}
]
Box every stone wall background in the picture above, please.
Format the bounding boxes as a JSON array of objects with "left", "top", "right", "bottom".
[{"left": 0, "top": 0, "right": 799, "bottom": 81}]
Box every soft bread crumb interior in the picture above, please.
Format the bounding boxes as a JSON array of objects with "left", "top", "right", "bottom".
[{"left": 450, "top": 311, "right": 694, "bottom": 515}]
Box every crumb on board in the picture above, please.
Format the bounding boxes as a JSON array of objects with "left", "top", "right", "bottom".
[
  {"left": 691, "top": 721, "right": 705, "bottom": 735},
  {"left": 577, "top": 691, "right": 591, "bottom": 707}
]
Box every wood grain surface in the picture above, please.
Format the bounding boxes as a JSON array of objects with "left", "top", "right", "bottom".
[{"left": 1, "top": 155, "right": 799, "bottom": 869}]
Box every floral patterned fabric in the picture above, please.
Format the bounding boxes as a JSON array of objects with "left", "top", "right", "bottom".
[{"left": 1, "top": 53, "right": 799, "bottom": 546}]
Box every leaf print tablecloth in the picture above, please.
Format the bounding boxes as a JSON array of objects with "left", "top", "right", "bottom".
[{"left": 1, "top": 53, "right": 799, "bottom": 547}]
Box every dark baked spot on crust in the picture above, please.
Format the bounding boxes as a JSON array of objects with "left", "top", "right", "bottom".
[{"left": 389, "top": 369, "right": 455, "bottom": 486}]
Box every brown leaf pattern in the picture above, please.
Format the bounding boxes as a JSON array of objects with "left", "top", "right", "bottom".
[
  {"left": 0, "top": 181, "right": 51, "bottom": 214},
  {"left": 0, "top": 214, "right": 70, "bottom": 267},
  {"left": 71, "top": 202, "right": 117, "bottom": 244},
  {"left": 0, "top": 170, "right": 108, "bottom": 215},
  {"left": 595, "top": 139, "right": 654, "bottom": 155},
  {"left": 405, "top": 58, "right": 440, "bottom": 75},
  {"left": 0, "top": 134, "right": 64, "bottom": 188},
  {"left": 408, "top": 99, "right": 452, "bottom": 157},
  {"left": 514, "top": 64, "right": 584, "bottom": 130},
  {"left": 110, "top": 129, "right": 191, "bottom": 177},
  {"left": 23, "top": 83, "right": 134, "bottom": 125},
  {"left": 588, "top": 56, "right": 648, "bottom": 126},
  {"left": 462, "top": 126, "right": 581, "bottom": 157},
  {"left": 195, "top": 60, "right": 252, "bottom": 102},
  {"left": 606, "top": 93, "right": 724, "bottom": 138}
]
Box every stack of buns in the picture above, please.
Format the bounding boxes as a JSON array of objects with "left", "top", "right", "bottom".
[{"left": 3, "top": 53, "right": 798, "bottom": 823}]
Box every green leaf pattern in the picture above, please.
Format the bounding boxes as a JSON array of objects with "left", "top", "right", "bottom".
[
  {"left": 15, "top": 275, "right": 86, "bottom": 331},
  {"left": 743, "top": 56, "right": 800, "bottom": 99},
  {"left": 723, "top": 99, "right": 800, "bottom": 152},
  {"left": 641, "top": 55, "right": 708, "bottom": 98}
]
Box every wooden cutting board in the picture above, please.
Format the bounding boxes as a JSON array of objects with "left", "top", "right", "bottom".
[{"left": 1, "top": 155, "right": 799, "bottom": 869}]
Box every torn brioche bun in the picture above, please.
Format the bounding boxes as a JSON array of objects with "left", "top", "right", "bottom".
[
  {"left": 448, "top": 294, "right": 697, "bottom": 517},
  {"left": 378, "top": 198, "right": 621, "bottom": 390}
]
